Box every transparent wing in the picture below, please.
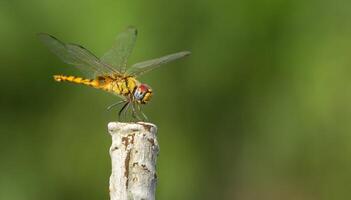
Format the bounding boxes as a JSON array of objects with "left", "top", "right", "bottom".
[
  {"left": 100, "top": 26, "right": 138, "bottom": 73},
  {"left": 127, "top": 51, "right": 191, "bottom": 77},
  {"left": 38, "top": 33, "right": 118, "bottom": 76}
]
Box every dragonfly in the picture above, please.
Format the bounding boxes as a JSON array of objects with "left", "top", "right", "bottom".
[{"left": 38, "top": 27, "right": 191, "bottom": 120}]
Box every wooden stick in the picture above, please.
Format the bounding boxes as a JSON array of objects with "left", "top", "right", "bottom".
[{"left": 108, "top": 122, "right": 159, "bottom": 200}]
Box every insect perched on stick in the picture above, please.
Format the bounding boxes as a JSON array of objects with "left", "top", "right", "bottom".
[{"left": 38, "top": 27, "right": 191, "bottom": 120}]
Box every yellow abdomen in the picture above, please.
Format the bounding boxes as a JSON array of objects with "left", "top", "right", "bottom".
[
  {"left": 54, "top": 75, "right": 99, "bottom": 87},
  {"left": 53, "top": 75, "right": 138, "bottom": 97}
]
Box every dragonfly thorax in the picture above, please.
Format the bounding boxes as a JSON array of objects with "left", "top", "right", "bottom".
[{"left": 134, "top": 83, "right": 152, "bottom": 104}]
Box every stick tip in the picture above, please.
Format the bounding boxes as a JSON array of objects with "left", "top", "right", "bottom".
[
  {"left": 108, "top": 122, "right": 119, "bottom": 132},
  {"left": 108, "top": 122, "right": 157, "bottom": 135}
]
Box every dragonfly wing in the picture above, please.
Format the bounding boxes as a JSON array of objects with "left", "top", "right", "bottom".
[
  {"left": 38, "top": 33, "right": 117, "bottom": 76},
  {"left": 100, "top": 26, "right": 138, "bottom": 73},
  {"left": 128, "top": 51, "right": 191, "bottom": 77}
]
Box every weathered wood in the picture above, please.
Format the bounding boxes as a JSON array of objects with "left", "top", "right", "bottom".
[{"left": 108, "top": 122, "right": 159, "bottom": 200}]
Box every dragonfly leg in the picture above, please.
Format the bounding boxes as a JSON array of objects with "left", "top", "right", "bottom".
[
  {"left": 118, "top": 102, "right": 129, "bottom": 120},
  {"left": 132, "top": 102, "right": 142, "bottom": 121},
  {"left": 137, "top": 104, "right": 148, "bottom": 121},
  {"left": 123, "top": 102, "right": 131, "bottom": 121},
  {"left": 107, "top": 100, "right": 126, "bottom": 110}
]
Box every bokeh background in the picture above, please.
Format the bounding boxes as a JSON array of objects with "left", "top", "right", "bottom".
[{"left": 1, "top": 0, "right": 351, "bottom": 199}]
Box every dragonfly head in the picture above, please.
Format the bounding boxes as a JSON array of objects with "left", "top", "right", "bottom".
[{"left": 134, "top": 84, "right": 152, "bottom": 104}]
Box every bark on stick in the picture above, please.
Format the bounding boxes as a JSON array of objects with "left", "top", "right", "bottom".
[{"left": 108, "top": 122, "right": 159, "bottom": 200}]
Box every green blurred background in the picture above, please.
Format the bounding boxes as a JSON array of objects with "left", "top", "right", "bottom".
[{"left": 1, "top": 0, "right": 351, "bottom": 199}]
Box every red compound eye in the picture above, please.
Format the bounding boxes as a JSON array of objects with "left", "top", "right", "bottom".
[{"left": 138, "top": 84, "right": 149, "bottom": 92}]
